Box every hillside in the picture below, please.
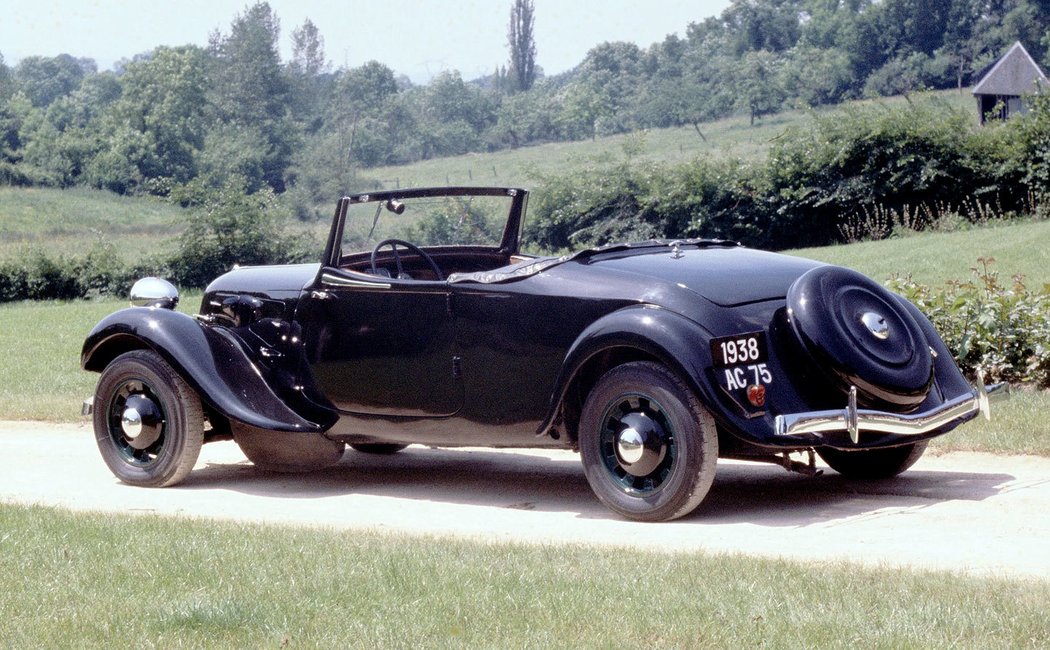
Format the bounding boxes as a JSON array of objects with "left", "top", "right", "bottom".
[
  {"left": 355, "top": 91, "right": 975, "bottom": 192},
  {"left": 0, "top": 186, "right": 187, "bottom": 261}
]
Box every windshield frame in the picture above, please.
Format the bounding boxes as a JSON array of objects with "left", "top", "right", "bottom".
[{"left": 321, "top": 186, "right": 528, "bottom": 268}]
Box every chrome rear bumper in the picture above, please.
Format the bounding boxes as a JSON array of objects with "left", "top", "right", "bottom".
[{"left": 774, "top": 376, "right": 1009, "bottom": 443}]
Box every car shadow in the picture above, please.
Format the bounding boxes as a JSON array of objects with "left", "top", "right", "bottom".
[
  {"left": 691, "top": 462, "right": 1014, "bottom": 526},
  {"left": 179, "top": 444, "right": 1014, "bottom": 526}
]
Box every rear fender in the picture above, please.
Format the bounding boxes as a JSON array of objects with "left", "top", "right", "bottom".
[
  {"left": 540, "top": 305, "right": 716, "bottom": 434},
  {"left": 82, "top": 307, "right": 324, "bottom": 433}
]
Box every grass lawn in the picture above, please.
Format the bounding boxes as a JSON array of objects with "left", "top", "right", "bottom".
[
  {"left": 791, "top": 218, "right": 1050, "bottom": 288},
  {"left": 0, "top": 186, "right": 186, "bottom": 262},
  {"left": 0, "top": 294, "right": 199, "bottom": 421},
  {"left": 0, "top": 503, "right": 1047, "bottom": 648}
]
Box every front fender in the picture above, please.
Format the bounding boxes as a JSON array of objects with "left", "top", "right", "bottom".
[
  {"left": 82, "top": 307, "right": 325, "bottom": 433},
  {"left": 539, "top": 305, "right": 717, "bottom": 432}
]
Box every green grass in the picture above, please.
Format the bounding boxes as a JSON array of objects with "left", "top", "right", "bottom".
[
  {"left": 358, "top": 111, "right": 794, "bottom": 192},
  {"left": 791, "top": 218, "right": 1050, "bottom": 288},
  {"left": 938, "top": 388, "right": 1050, "bottom": 456},
  {"left": 0, "top": 186, "right": 187, "bottom": 261},
  {"left": 0, "top": 294, "right": 199, "bottom": 421},
  {"left": 1, "top": 503, "right": 1047, "bottom": 648}
]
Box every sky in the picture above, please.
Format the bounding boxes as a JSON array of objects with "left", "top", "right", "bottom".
[{"left": 0, "top": 0, "right": 731, "bottom": 83}]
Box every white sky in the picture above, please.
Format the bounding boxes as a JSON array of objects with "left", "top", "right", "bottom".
[{"left": 0, "top": 0, "right": 731, "bottom": 83}]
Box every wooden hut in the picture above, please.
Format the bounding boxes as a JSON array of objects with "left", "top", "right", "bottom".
[{"left": 972, "top": 41, "right": 1048, "bottom": 124}]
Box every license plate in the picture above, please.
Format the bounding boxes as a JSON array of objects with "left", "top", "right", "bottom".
[{"left": 711, "top": 332, "right": 768, "bottom": 368}]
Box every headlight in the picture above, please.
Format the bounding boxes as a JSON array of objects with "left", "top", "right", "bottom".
[{"left": 129, "top": 277, "right": 180, "bottom": 310}]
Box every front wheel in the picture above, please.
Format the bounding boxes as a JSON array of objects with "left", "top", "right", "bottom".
[
  {"left": 579, "top": 362, "right": 718, "bottom": 522},
  {"left": 817, "top": 441, "right": 928, "bottom": 479},
  {"left": 93, "top": 350, "right": 204, "bottom": 487}
]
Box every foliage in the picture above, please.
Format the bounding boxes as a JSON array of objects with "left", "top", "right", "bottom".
[
  {"left": 888, "top": 258, "right": 1050, "bottom": 387},
  {"left": 0, "top": 243, "right": 165, "bottom": 302},
  {"left": 4, "top": 0, "right": 1049, "bottom": 196},
  {"left": 167, "top": 179, "right": 312, "bottom": 287},
  {"left": 764, "top": 98, "right": 1026, "bottom": 248},
  {"left": 524, "top": 145, "right": 769, "bottom": 252},
  {"left": 525, "top": 95, "right": 1043, "bottom": 253},
  {"left": 507, "top": 0, "right": 537, "bottom": 93}
]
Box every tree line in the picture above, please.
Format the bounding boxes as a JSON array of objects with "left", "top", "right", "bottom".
[{"left": 0, "top": 0, "right": 1048, "bottom": 214}]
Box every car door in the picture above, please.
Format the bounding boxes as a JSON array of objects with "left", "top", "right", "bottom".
[{"left": 297, "top": 269, "right": 462, "bottom": 418}]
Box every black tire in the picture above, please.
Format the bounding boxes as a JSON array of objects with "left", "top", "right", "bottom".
[
  {"left": 579, "top": 361, "right": 718, "bottom": 522},
  {"left": 232, "top": 422, "right": 345, "bottom": 472},
  {"left": 817, "top": 441, "right": 928, "bottom": 479},
  {"left": 350, "top": 443, "right": 408, "bottom": 455},
  {"left": 93, "top": 350, "right": 204, "bottom": 487}
]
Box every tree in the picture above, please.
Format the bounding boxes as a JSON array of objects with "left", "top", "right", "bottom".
[
  {"left": 736, "top": 49, "right": 784, "bottom": 125},
  {"left": 508, "top": 0, "right": 537, "bottom": 92},
  {"left": 724, "top": 0, "right": 802, "bottom": 55},
  {"left": 207, "top": 2, "right": 293, "bottom": 192},
  {"left": 288, "top": 19, "right": 329, "bottom": 134},
  {"left": 13, "top": 54, "right": 93, "bottom": 108},
  {"left": 0, "top": 54, "right": 13, "bottom": 102},
  {"left": 290, "top": 19, "right": 328, "bottom": 77},
  {"left": 92, "top": 46, "right": 209, "bottom": 193}
]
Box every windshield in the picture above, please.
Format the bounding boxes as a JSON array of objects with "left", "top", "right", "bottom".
[{"left": 341, "top": 192, "right": 514, "bottom": 254}]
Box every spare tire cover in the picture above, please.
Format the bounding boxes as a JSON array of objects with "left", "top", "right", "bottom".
[{"left": 786, "top": 266, "right": 933, "bottom": 409}]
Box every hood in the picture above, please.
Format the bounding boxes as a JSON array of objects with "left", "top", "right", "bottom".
[
  {"left": 583, "top": 245, "right": 824, "bottom": 307},
  {"left": 204, "top": 263, "right": 321, "bottom": 296}
]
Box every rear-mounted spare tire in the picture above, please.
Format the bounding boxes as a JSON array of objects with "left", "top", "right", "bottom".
[{"left": 786, "top": 266, "right": 933, "bottom": 411}]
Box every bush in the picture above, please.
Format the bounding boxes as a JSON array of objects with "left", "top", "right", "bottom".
[
  {"left": 523, "top": 152, "right": 765, "bottom": 252},
  {"left": 167, "top": 178, "right": 313, "bottom": 288},
  {"left": 765, "top": 98, "right": 1023, "bottom": 249},
  {"left": 888, "top": 258, "right": 1050, "bottom": 387},
  {"left": 0, "top": 241, "right": 168, "bottom": 304}
]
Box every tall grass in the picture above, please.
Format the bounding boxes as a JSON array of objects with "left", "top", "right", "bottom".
[
  {"left": 0, "top": 186, "right": 186, "bottom": 261},
  {"left": 1, "top": 503, "right": 1047, "bottom": 648}
]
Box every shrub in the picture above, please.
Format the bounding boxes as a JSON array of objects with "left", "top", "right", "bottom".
[
  {"left": 888, "top": 258, "right": 1050, "bottom": 387},
  {"left": 167, "top": 178, "right": 313, "bottom": 288},
  {"left": 523, "top": 154, "right": 765, "bottom": 252},
  {"left": 765, "top": 98, "right": 1022, "bottom": 249}
]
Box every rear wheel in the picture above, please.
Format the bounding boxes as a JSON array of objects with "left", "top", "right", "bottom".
[
  {"left": 232, "top": 422, "right": 345, "bottom": 472},
  {"left": 93, "top": 350, "right": 204, "bottom": 487},
  {"left": 817, "top": 441, "right": 928, "bottom": 479},
  {"left": 579, "top": 362, "right": 718, "bottom": 522}
]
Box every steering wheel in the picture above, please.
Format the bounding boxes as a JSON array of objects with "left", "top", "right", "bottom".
[{"left": 370, "top": 238, "right": 444, "bottom": 281}]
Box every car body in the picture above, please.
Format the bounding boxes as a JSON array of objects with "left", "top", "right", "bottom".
[{"left": 82, "top": 186, "right": 1006, "bottom": 521}]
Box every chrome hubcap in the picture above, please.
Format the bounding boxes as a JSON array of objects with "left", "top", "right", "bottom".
[
  {"left": 121, "top": 407, "right": 143, "bottom": 437},
  {"left": 118, "top": 393, "right": 164, "bottom": 451},
  {"left": 616, "top": 427, "right": 645, "bottom": 464},
  {"left": 599, "top": 394, "right": 677, "bottom": 495},
  {"left": 610, "top": 410, "right": 668, "bottom": 478},
  {"left": 860, "top": 311, "right": 890, "bottom": 340}
]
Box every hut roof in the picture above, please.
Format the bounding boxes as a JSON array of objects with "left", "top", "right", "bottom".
[{"left": 973, "top": 42, "right": 1048, "bottom": 96}]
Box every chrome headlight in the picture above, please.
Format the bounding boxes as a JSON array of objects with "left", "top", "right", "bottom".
[{"left": 129, "top": 277, "right": 179, "bottom": 310}]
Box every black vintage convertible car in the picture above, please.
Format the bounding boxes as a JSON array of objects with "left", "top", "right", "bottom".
[{"left": 82, "top": 186, "right": 1006, "bottom": 521}]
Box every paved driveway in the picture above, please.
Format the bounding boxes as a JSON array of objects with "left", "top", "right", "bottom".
[{"left": 3, "top": 421, "right": 1049, "bottom": 579}]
